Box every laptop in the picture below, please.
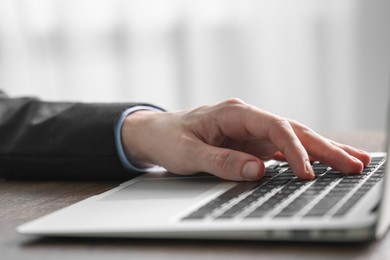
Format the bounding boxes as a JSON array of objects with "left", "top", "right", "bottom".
[{"left": 17, "top": 118, "right": 390, "bottom": 243}]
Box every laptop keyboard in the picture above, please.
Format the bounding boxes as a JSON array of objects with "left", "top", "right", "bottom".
[{"left": 182, "top": 155, "right": 386, "bottom": 221}]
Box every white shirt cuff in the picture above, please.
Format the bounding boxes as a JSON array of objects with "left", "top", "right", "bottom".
[{"left": 114, "top": 105, "right": 165, "bottom": 172}]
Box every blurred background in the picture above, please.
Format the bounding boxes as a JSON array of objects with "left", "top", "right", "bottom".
[{"left": 0, "top": 0, "right": 389, "bottom": 131}]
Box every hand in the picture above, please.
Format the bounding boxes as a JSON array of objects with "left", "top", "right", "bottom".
[{"left": 121, "top": 98, "right": 371, "bottom": 181}]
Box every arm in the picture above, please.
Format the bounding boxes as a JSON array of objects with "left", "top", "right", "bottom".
[
  {"left": 121, "top": 98, "right": 371, "bottom": 181},
  {"left": 0, "top": 91, "right": 157, "bottom": 179},
  {"left": 0, "top": 92, "right": 371, "bottom": 181}
]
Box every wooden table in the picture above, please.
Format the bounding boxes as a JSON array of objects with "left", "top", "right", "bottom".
[{"left": 1, "top": 132, "right": 389, "bottom": 260}]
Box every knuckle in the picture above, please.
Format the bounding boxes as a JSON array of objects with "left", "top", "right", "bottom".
[
  {"left": 218, "top": 98, "right": 250, "bottom": 117},
  {"left": 269, "top": 117, "right": 301, "bottom": 151},
  {"left": 298, "top": 123, "right": 314, "bottom": 137},
  {"left": 223, "top": 97, "right": 246, "bottom": 106},
  {"left": 289, "top": 119, "right": 317, "bottom": 140},
  {"left": 288, "top": 119, "right": 300, "bottom": 127},
  {"left": 273, "top": 117, "right": 292, "bottom": 130}
]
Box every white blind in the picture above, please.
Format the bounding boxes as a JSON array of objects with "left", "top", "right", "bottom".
[{"left": 0, "top": 0, "right": 389, "bottom": 131}]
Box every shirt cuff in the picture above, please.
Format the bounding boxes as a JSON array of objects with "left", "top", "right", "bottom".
[{"left": 114, "top": 105, "right": 165, "bottom": 172}]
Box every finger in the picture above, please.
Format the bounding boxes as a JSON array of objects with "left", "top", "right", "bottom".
[
  {"left": 328, "top": 139, "right": 371, "bottom": 166},
  {"left": 289, "top": 121, "right": 365, "bottom": 174},
  {"left": 194, "top": 142, "right": 266, "bottom": 181},
  {"left": 244, "top": 111, "right": 315, "bottom": 180}
]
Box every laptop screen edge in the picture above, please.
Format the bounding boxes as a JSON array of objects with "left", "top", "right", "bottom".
[{"left": 375, "top": 83, "right": 390, "bottom": 239}]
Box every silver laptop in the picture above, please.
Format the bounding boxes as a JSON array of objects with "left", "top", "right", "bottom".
[{"left": 17, "top": 120, "right": 390, "bottom": 242}]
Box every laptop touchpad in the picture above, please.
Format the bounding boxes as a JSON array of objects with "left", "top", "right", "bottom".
[{"left": 102, "top": 177, "right": 222, "bottom": 201}]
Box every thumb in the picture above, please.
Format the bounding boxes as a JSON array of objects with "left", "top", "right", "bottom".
[{"left": 196, "top": 144, "right": 265, "bottom": 181}]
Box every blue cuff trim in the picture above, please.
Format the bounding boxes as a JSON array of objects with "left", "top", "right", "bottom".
[{"left": 115, "top": 105, "right": 165, "bottom": 172}]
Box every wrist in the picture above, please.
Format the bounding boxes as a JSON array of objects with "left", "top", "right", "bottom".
[{"left": 121, "top": 110, "right": 163, "bottom": 168}]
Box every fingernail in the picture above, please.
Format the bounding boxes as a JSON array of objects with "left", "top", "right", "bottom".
[
  {"left": 242, "top": 161, "right": 260, "bottom": 180},
  {"left": 350, "top": 155, "right": 364, "bottom": 171},
  {"left": 305, "top": 160, "right": 315, "bottom": 179}
]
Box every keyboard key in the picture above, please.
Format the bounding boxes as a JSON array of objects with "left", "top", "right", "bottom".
[
  {"left": 247, "top": 179, "right": 307, "bottom": 219},
  {"left": 182, "top": 156, "right": 386, "bottom": 222},
  {"left": 333, "top": 167, "right": 385, "bottom": 217}
]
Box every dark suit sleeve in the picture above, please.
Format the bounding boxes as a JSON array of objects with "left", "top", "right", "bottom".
[{"left": 0, "top": 90, "right": 153, "bottom": 179}]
